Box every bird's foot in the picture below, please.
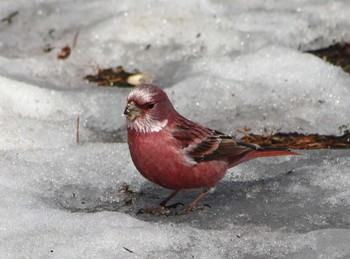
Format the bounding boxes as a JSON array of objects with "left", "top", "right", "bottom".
[
  {"left": 137, "top": 202, "right": 183, "bottom": 216},
  {"left": 176, "top": 203, "right": 211, "bottom": 215}
]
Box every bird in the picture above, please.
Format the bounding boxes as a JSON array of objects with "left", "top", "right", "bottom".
[{"left": 124, "top": 84, "right": 297, "bottom": 215}]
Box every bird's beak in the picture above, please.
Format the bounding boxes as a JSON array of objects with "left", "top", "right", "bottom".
[{"left": 124, "top": 101, "right": 142, "bottom": 120}]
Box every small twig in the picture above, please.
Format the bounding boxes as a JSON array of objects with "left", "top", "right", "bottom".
[
  {"left": 122, "top": 246, "right": 134, "bottom": 253},
  {"left": 236, "top": 128, "right": 253, "bottom": 139},
  {"left": 72, "top": 30, "right": 79, "bottom": 48},
  {"left": 1, "top": 11, "right": 19, "bottom": 24},
  {"left": 76, "top": 116, "right": 80, "bottom": 144}
]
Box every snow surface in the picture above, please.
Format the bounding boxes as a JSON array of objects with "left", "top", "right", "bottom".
[{"left": 1, "top": 0, "right": 350, "bottom": 258}]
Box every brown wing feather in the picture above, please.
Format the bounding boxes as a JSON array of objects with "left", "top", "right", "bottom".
[
  {"left": 194, "top": 133, "right": 252, "bottom": 162},
  {"left": 172, "top": 116, "right": 252, "bottom": 162}
]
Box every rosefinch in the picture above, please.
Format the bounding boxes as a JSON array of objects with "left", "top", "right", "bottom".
[{"left": 124, "top": 84, "right": 297, "bottom": 214}]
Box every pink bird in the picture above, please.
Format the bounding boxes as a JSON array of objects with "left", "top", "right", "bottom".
[{"left": 124, "top": 84, "right": 297, "bottom": 214}]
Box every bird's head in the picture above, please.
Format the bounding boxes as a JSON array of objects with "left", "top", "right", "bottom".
[{"left": 124, "top": 84, "right": 177, "bottom": 133}]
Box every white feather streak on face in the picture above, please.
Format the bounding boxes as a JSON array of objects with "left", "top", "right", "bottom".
[
  {"left": 127, "top": 114, "right": 168, "bottom": 133},
  {"left": 128, "top": 86, "right": 156, "bottom": 104}
]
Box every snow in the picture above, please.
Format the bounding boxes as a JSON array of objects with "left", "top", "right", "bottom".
[{"left": 1, "top": 0, "right": 350, "bottom": 258}]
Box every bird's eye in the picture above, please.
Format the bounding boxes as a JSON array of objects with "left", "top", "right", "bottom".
[{"left": 147, "top": 103, "right": 155, "bottom": 109}]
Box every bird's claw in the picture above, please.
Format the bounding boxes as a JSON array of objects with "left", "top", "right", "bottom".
[
  {"left": 137, "top": 203, "right": 183, "bottom": 216},
  {"left": 176, "top": 203, "right": 211, "bottom": 215},
  {"left": 166, "top": 202, "right": 184, "bottom": 209}
]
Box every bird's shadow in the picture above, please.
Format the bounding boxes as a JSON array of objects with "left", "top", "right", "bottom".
[
  {"left": 51, "top": 169, "right": 348, "bottom": 234},
  {"left": 133, "top": 151, "right": 350, "bottom": 233},
  {"left": 52, "top": 150, "right": 350, "bottom": 234}
]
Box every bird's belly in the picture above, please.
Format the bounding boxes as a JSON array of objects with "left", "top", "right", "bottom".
[{"left": 128, "top": 131, "right": 228, "bottom": 190}]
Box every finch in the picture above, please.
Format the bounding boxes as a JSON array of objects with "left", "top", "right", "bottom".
[{"left": 124, "top": 84, "right": 296, "bottom": 214}]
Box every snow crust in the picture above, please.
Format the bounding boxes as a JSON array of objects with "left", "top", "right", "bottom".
[{"left": 1, "top": 0, "right": 350, "bottom": 258}]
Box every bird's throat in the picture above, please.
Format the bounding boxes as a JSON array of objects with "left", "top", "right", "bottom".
[{"left": 127, "top": 116, "right": 168, "bottom": 133}]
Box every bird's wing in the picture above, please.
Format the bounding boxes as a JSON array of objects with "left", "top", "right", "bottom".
[
  {"left": 188, "top": 131, "right": 253, "bottom": 162},
  {"left": 172, "top": 116, "right": 252, "bottom": 162}
]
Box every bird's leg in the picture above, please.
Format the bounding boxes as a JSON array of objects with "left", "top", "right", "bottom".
[
  {"left": 137, "top": 190, "right": 180, "bottom": 215},
  {"left": 159, "top": 190, "right": 181, "bottom": 207},
  {"left": 177, "top": 188, "right": 211, "bottom": 215}
]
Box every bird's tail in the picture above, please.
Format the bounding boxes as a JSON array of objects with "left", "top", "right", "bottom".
[{"left": 228, "top": 145, "right": 298, "bottom": 167}]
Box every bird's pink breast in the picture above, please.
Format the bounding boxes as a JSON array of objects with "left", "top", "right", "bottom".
[{"left": 127, "top": 128, "right": 228, "bottom": 190}]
